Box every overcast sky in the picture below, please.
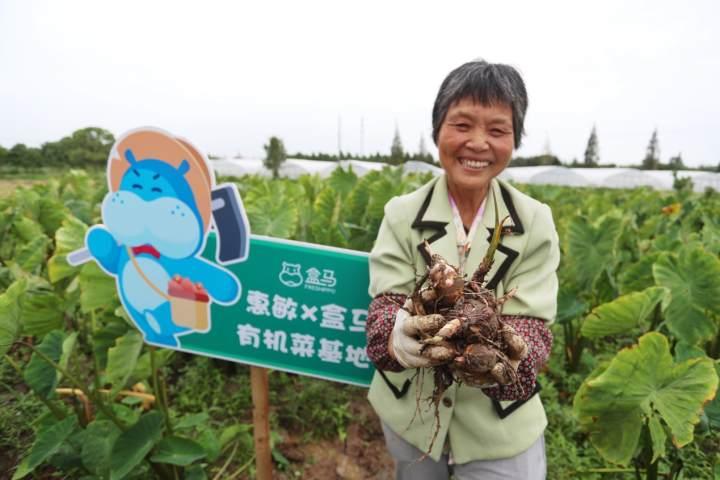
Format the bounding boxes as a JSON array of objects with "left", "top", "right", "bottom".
[{"left": 1, "top": 0, "right": 718, "bottom": 167}]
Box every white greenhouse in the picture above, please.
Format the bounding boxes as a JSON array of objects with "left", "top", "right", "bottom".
[
  {"left": 644, "top": 170, "right": 720, "bottom": 192},
  {"left": 499, "top": 166, "right": 591, "bottom": 187},
  {"left": 688, "top": 171, "right": 720, "bottom": 192},
  {"left": 402, "top": 161, "right": 444, "bottom": 175},
  {"left": 281, "top": 159, "right": 337, "bottom": 178},
  {"left": 211, "top": 157, "right": 719, "bottom": 193},
  {"left": 570, "top": 168, "right": 665, "bottom": 190},
  {"left": 211, "top": 158, "right": 267, "bottom": 177},
  {"left": 337, "top": 160, "right": 386, "bottom": 176}
]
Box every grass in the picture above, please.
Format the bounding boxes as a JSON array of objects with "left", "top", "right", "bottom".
[{"left": 0, "top": 360, "right": 45, "bottom": 475}]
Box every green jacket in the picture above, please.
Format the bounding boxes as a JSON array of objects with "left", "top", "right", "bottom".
[{"left": 367, "top": 174, "right": 560, "bottom": 463}]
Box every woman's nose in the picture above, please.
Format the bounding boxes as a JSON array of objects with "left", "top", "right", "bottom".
[{"left": 465, "top": 131, "right": 489, "bottom": 151}]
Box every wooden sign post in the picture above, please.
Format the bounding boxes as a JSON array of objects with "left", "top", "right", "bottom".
[{"left": 251, "top": 366, "right": 273, "bottom": 480}]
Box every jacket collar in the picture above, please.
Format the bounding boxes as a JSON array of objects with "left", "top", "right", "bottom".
[{"left": 412, "top": 175, "right": 523, "bottom": 289}]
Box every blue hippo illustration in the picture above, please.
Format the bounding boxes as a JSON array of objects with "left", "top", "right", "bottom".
[{"left": 87, "top": 148, "right": 240, "bottom": 347}]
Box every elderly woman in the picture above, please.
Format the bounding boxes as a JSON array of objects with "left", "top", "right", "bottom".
[{"left": 365, "top": 60, "right": 559, "bottom": 480}]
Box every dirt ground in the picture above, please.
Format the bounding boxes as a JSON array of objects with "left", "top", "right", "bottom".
[
  {"left": 0, "top": 178, "right": 46, "bottom": 197},
  {"left": 273, "top": 399, "right": 395, "bottom": 480}
]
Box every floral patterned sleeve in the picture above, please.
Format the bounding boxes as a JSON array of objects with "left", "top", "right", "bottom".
[
  {"left": 365, "top": 292, "right": 408, "bottom": 372},
  {"left": 480, "top": 315, "right": 553, "bottom": 402}
]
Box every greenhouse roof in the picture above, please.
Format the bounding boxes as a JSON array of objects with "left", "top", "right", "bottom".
[
  {"left": 403, "top": 161, "right": 444, "bottom": 175},
  {"left": 211, "top": 157, "right": 720, "bottom": 192},
  {"left": 500, "top": 166, "right": 591, "bottom": 187},
  {"left": 570, "top": 168, "right": 665, "bottom": 189},
  {"left": 337, "top": 160, "right": 386, "bottom": 175},
  {"left": 211, "top": 158, "right": 268, "bottom": 177}
]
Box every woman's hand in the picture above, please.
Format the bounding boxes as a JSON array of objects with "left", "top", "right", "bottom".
[{"left": 389, "top": 308, "right": 455, "bottom": 368}]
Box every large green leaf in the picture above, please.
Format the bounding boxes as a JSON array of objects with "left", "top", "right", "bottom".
[
  {"left": 81, "top": 420, "right": 122, "bottom": 476},
  {"left": 110, "top": 410, "right": 164, "bottom": 480},
  {"left": 245, "top": 185, "right": 298, "bottom": 238},
  {"left": 174, "top": 412, "right": 209, "bottom": 431},
  {"left": 327, "top": 166, "right": 358, "bottom": 199},
  {"left": 618, "top": 253, "right": 661, "bottom": 295},
  {"left": 20, "top": 288, "right": 65, "bottom": 336},
  {"left": 105, "top": 330, "right": 144, "bottom": 399},
  {"left": 80, "top": 262, "right": 118, "bottom": 313},
  {"left": 653, "top": 247, "right": 720, "bottom": 344},
  {"left": 150, "top": 436, "right": 206, "bottom": 466},
  {"left": 365, "top": 169, "right": 408, "bottom": 230},
  {"left": 556, "top": 288, "right": 588, "bottom": 325},
  {"left": 37, "top": 196, "right": 67, "bottom": 236},
  {"left": 345, "top": 171, "right": 379, "bottom": 226},
  {"left": 14, "top": 235, "right": 50, "bottom": 272},
  {"left": 310, "top": 188, "right": 347, "bottom": 247},
  {"left": 64, "top": 199, "right": 93, "bottom": 225},
  {"left": 48, "top": 215, "right": 87, "bottom": 283},
  {"left": 702, "top": 360, "right": 720, "bottom": 430},
  {"left": 13, "top": 215, "right": 44, "bottom": 243},
  {"left": 23, "top": 330, "right": 65, "bottom": 399},
  {"left": 196, "top": 427, "right": 221, "bottom": 462},
  {"left": 185, "top": 465, "right": 209, "bottom": 480},
  {"left": 13, "top": 188, "right": 42, "bottom": 221},
  {"left": 581, "top": 287, "right": 667, "bottom": 339},
  {"left": 93, "top": 318, "right": 130, "bottom": 369},
  {"left": 12, "top": 416, "right": 78, "bottom": 479},
  {"left": 647, "top": 416, "right": 666, "bottom": 463},
  {"left": 674, "top": 342, "right": 706, "bottom": 363},
  {"left": 566, "top": 214, "right": 623, "bottom": 290},
  {"left": 128, "top": 348, "right": 173, "bottom": 388},
  {"left": 0, "top": 279, "right": 27, "bottom": 357},
  {"left": 59, "top": 332, "right": 78, "bottom": 375},
  {"left": 574, "top": 332, "right": 718, "bottom": 465}
]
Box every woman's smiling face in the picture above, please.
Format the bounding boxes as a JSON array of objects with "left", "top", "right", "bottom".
[{"left": 437, "top": 97, "right": 515, "bottom": 197}]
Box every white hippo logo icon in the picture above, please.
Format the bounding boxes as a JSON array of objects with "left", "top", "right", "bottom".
[{"left": 279, "top": 262, "right": 303, "bottom": 287}]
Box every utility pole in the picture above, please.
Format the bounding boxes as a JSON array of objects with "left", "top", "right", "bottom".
[
  {"left": 360, "top": 116, "right": 365, "bottom": 156},
  {"left": 337, "top": 116, "right": 342, "bottom": 156}
]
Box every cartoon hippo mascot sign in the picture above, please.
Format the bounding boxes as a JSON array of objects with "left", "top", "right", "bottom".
[{"left": 68, "top": 127, "right": 250, "bottom": 348}]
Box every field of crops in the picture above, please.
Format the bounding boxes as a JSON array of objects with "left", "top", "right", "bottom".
[{"left": 1, "top": 167, "right": 719, "bottom": 479}]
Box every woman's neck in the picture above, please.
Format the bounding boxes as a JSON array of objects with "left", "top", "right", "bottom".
[{"left": 447, "top": 182, "right": 489, "bottom": 227}]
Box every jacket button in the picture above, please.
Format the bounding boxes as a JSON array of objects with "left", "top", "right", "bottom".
[{"left": 442, "top": 397, "right": 452, "bottom": 408}]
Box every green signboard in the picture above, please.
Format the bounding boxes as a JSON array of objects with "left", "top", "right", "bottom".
[{"left": 176, "top": 234, "right": 375, "bottom": 387}]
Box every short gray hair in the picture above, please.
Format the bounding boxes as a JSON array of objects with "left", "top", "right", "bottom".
[{"left": 432, "top": 60, "right": 528, "bottom": 148}]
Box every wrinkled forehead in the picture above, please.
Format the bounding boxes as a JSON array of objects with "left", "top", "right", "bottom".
[
  {"left": 448, "top": 95, "right": 513, "bottom": 113},
  {"left": 445, "top": 97, "right": 514, "bottom": 123}
]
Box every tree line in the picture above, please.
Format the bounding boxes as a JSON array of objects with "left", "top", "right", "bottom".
[
  {"left": 0, "top": 127, "right": 114, "bottom": 169},
  {"left": 575, "top": 126, "right": 692, "bottom": 170},
  {"left": 2, "top": 126, "right": 717, "bottom": 173}
]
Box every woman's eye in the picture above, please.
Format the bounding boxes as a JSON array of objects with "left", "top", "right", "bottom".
[{"left": 452, "top": 123, "right": 470, "bottom": 131}]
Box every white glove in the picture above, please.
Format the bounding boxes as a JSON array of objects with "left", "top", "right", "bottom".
[{"left": 391, "top": 308, "right": 454, "bottom": 369}]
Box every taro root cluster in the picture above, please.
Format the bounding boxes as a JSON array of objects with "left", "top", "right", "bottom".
[
  {"left": 407, "top": 241, "right": 528, "bottom": 390},
  {"left": 402, "top": 231, "right": 528, "bottom": 453}
]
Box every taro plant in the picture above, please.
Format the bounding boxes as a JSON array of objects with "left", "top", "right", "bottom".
[
  {"left": 574, "top": 244, "right": 720, "bottom": 478},
  {"left": 0, "top": 166, "right": 432, "bottom": 478},
  {"left": 557, "top": 211, "right": 626, "bottom": 372},
  {"left": 0, "top": 277, "right": 229, "bottom": 479},
  {"left": 574, "top": 333, "right": 718, "bottom": 479},
  {"left": 0, "top": 174, "right": 248, "bottom": 479}
]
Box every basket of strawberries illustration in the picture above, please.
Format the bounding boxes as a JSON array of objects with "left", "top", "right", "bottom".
[{"left": 168, "top": 275, "right": 210, "bottom": 330}]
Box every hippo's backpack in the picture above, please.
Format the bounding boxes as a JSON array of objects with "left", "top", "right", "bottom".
[{"left": 127, "top": 248, "right": 210, "bottom": 331}]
